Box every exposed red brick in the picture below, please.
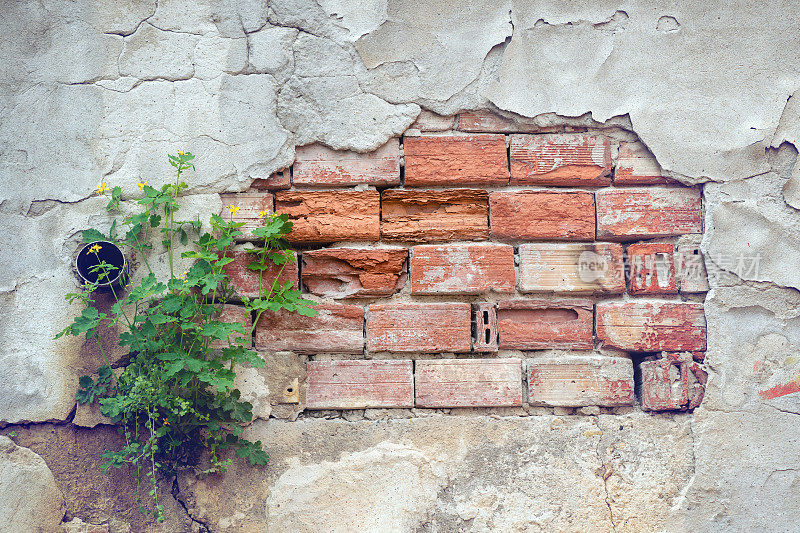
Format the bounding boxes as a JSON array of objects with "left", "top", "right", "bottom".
[
  {"left": 219, "top": 192, "right": 274, "bottom": 241},
  {"left": 367, "top": 303, "right": 471, "bottom": 353},
  {"left": 596, "top": 187, "right": 702, "bottom": 240},
  {"left": 292, "top": 140, "right": 400, "bottom": 188},
  {"left": 415, "top": 358, "right": 522, "bottom": 408},
  {"left": 223, "top": 249, "right": 299, "bottom": 299},
  {"left": 275, "top": 190, "right": 380, "bottom": 243},
  {"left": 527, "top": 355, "right": 634, "bottom": 407},
  {"left": 404, "top": 135, "right": 508, "bottom": 187},
  {"left": 614, "top": 141, "right": 673, "bottom": 185},
  {"left": 596, "top": 301, "right": 706, "bottom": 351},
  {"left": 255, "top": 303, "right": 364, "bottom": 354},
  {"left": 509, "top": 134, "right": 612, "bottom": 186},
  {"left": 497, "top": 299, "right": 593, "bottom": 350},
  {"left": 473, "top": 303, "right": 498, "bottom": 352},
  {"left": 640, "top": 353, "right": 707, "bottom": 411},
  {"left": 490, "top": 191, "right": 595, "bottom": 241},
  {"left": 210, "top": 304, "right": 252, "bottom": 349},
  {"left": 627, "top": 242, "right": 677, "bottom": 295},
  {"left": 306, "top": 360, "right": 413, "bottom": 409},
  {"left": 410, "top": 243, "right": 515, "bottom": 295},
  {"left": 518, "top": 243, "right": 625, "bottom": 294},
  {"left": 302, "top": 248, "right": 408, "bottom": 298},
  {"left": 381, "top": 189, "right": 489, "bottom": 243},
  {"left": 251, "top": 169, "right": 291, "bottom": 190}
]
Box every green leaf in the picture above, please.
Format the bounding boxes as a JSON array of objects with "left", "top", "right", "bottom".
[{"left": 82, "top": 229, "right": 107, "bottom": 243}]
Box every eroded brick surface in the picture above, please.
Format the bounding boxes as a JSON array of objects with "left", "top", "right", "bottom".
[
  {"left": 404, "top": 134, "right": 508, "bottom": 187},
  {"left": 473, "top": 303, "right": 498, "bottom": 352},
  {"left": 614, "top": 141, "right": 672, "bottom": 185},
  {"left": 381, "top": 189, "right": 489, "bottom": 242},
  {"left": 627, "top": 242, "right": 677, "bottom": 295},
  {"left": 293, "top": 140, "right": 400, "bottom": 188},
  {"left": 640, "top": 353, "right": 707, "bottom": 411},
  {"left": 367, "top": 303, "right": 471, "bottom": 353},
  {"left": 276, "top": 190, "right": 380, "bottom": 243},
  {"left": 306, "top": 360, "right": 413, "bottom": 409},
  {"left": 509, "top": 133, "right": 612, "bottom": 186},
  {"left": 596, "top": 301, "right": 706, "bottom": 351},
  {"left": 490, "top": 191, "right": 595, "bottom": 241},
  {"left": 251, "top": 169, "right": 291, "bottom": 190},
  {"left": 255, "top": 303, "right": 364, "bottom": 354},
  {"left": 223, "top": 249, "right": 299, "bottom": 300},
  {"left": 497, "top": 299, "right": 593, "bottom": 350},
  {"left": 410, "top": 243, "right": 515, "bottom": 294},
  {"left": 518, "top": 243, "right": 625, "bottom": 294},
  {"left": 527, "top": 355, "right": 634, "bottom": 407},
  {"left": 415, "top": 358, "right": 522, "bottom": 408},
  {"left": 302, "top": 248, "right": 408, "bottom": 298},
  {"left": 596, "top": 187, "right": 702, "bottom": 240}
]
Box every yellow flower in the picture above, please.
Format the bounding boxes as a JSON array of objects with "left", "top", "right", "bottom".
[
  {"left": 137, "top": 181, "right": 148, "bottom": 191},
  {"left": 96, "top": 182, "right": 109, "bottom": 196},
  {"left": 162, "top": 418, "right": 170, "bottom": 426},
  {"left": 178, "top": 150, "right": 184, "bottom": 156},
  {"left": 88, "top": 244, "right": 102, "bottom": 254},
  {"left": 227, "top": 204, "right": 240, "bottom": 216},
  {"left": 257, "top": 209, "right": 269, "bottom": 219}
]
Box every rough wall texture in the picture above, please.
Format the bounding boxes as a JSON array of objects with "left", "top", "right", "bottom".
[{"left": 2, "top": 1, "right": 800, "bottom": 531}]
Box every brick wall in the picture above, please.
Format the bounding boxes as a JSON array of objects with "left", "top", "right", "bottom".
[{"left": 222, "top": 110, "right": 709, "bottom": 415}]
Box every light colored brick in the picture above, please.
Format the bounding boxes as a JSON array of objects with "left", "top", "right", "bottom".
[
  {"left": 410, "top": 243, "right": 515, "bottom": 295},
  {"left": 367, "top": 303, "right": 471, "bottom": 353},
  {"left": 490, "top": 191, "right": 595, "bottom": 241},
  {"left": 255, "top": 303, "right": 364, "bottom": 354},
  {"left": 596, "top": 301, "right": 706, "bottom": 351},
  {"left": 251, "top": 169, "right": 291, "bottom": 190},
  {"left": 596, "top": 186, "right": 702, "bottom": 240},
  {"left": 410, "top": 111, "right": 456, "bottom": 131},
  {"left": 223, "top": 249, "right": 298, "bottom": 299},
  {"left": 527, "top": 354, "right": 634, "bottom": 407},
  {"left": 676, "top": 236, "right": 709, "bottom": 293},
  {"left": 210, "top": 304, "right": 252, "bottom": 349},
  {"left": 415, "top": 358, "right": 522, "bottom": 408},
  {"left": 404, "top": 134, "right": 508, "bottom": 187},
  {"left": 292, "top": 140, "right": 400, "bottom": 187},
  {"left": 276, "top": 190, "right": 380, "bottom": 243},
  {"left": 518, "top": 243, "right": 625, "bottom": 294},
  {"left": 219, "top": 192, "right": 274, "bottom": 241},
  {"left": 306, "top": 360, "right": 413, "bottom": 409},
  {"left": 509, "top": 133, "right": 612, "bottom": 186},
  {"left": 627, "top": 242, "right": 677, "bottom": 295},
  {"left": 302, "top": 248, "right": 407, "bottom": 298},
  {"left": 457, "top": 110, "right": 565, "bottom": 133},
  {"left": 497, "top": 299, "right": 593, "bottom": 350},
  {"left": 614, "top": 141, "right": 673, "bottom": 185},
  {"left": 381, "top": 189, "right": 489, "bottom": 242}
]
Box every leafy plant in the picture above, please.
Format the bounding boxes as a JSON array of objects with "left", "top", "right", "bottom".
[{"left": 57, "top": 151, "right": 315, "bottom": 522}]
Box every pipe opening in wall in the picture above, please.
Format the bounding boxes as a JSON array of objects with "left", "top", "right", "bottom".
[{"left": 75, "top": 241, "right": 129, "bottom": 292}]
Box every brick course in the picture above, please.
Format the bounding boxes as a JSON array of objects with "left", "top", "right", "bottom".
[
  {"left": 302, "top": 248, "right": 407, "bottom": 298},
  {"left": 293, "top": 141, "right": 400, "bottom": 188},
  {"left": 255, "top": 302, "right": 364, "bottom": 354},
  {"left": 381, "top": 189, "right": 489, "bottom": 242},
  {"left": 276, "top": 190, "right": 380, "bottom": 243},
  {"left": 509, "top": 133, "right": 612, "bottom": 186},
  {"left": 306, "top": 360, "right": 413, "bottom": 409}
]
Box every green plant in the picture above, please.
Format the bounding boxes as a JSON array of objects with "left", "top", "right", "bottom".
[{"left": 57, "top": 151, "right": 315, "bottom": 522}]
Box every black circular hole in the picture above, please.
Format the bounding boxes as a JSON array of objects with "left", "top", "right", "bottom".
[
  {"left": 76, "top": 241, "right": 125, "bottom": 286},
  {"left": 286, "top": 388, "right": 293, "bottom": 393}
]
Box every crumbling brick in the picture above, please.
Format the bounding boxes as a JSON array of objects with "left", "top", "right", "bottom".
[
  {"left": 404, "top": 134, "right": 508, "bottom": 187},
  {"left": 509, "top": 133, "right": 612, "bottom": 186}
]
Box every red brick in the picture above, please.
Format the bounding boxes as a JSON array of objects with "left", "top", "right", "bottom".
[
  {"left": 404, "top": 135, "right": 508, "bottom": 187},
  {"left": 640, "top": 353, "right": 707, "bottom": 411},
  {"left": 302, "top": 248, "right": 408, "bottom": 298},
  {"left": 509, "top": 134, "right": 612, "bottom": 186},
  {"left": 596, "top": 187, "right": 702, "bottom": 241},
  {"left": 410, "top": 243, "right": 515, "bottom": 295},
  {"left": 255, "top": 303, "right": 364, "bottom": 354},
  {"left": 614, "top": 141, "right": 673, "bottom": 185},
  {"left": 251, "top": 169, "right": 290, "bottom": 190},
  {"left": 490, "top": 191, "right": 595, "bottom": 241},
  {"left": 518, "top": 243, "right": 625, "bottom": 294},
  {"left": 276, "top": 190, "right": 380, "bottom": 243},
  {"left": 596, "top": 301, "right": 706, "bottom": 351},
  {"left": 473, "top": 303, "right": 498, "bottom": 352},
  {"left": 415, "top": 358, "right": 522, "bottom": 408},
  {"left": 381, "top": 189, "right": 488, "bottom": 243},
  {"left": 219, "top": 192, "right": 274, "bottom": 241},
  {"left": 627, "top": 242, "right": 677, "bottom": 295},
  {"left": 367, "top": 303, "right": 471, "bottom": 353},
  {"left": 306, "top": 360, "right": 413, "bottom": 409},
  {"left": 223, "top": 249, "right": 299, "bottom": 299},
  {"left": 210, "top": 304, "right": 252, "bottom": 349},
  {"left": 497, "top": 299, "right": 593, "bottom": 350},
  {"left": 292, "top": 140, "right": 400, "bottom": 188},
  {"left": 527, "top": 355, "right": 634, "bottom": 407}
]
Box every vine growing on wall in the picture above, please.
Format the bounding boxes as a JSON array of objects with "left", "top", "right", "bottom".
[{"left": 56, "top": 151, "right": 315, "bottom": 522}]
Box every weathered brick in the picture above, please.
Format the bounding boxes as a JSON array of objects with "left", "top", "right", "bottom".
[
  {"left": 497, "top": 299, "right": 593, "bottom": 350},
  {"left": 404, "top": 135, "right": 508, "bottom": 187},
  {"left": 367, "top": 303, "right": 471, "bottom": 353},
  {"left": 251, "top": 169, "right": 291, "bottom": 190},
  {"left": 527, "top": 355, "right": 634, "bottom": 407},
  {"left": 410, "top": 111, "right": 456, "bottom": 131},
  {"left": 219, "top": 192, "right": 274, "bottom": 241},
  {"left": 410, "top": 243, "right": 515, "bottom": 295},
  {"left": 415, "top": 358, "right": 522, "bottom": 408},
  {"left": 596, "top": 187, "right": 702, "bottom": 240},
  {"left": 292, "top": 140, "right": 400, "bottom": 188},
  {"left": 627, "top": 242, "right": 677, "bottom": 295},
  {"left": 596, "top": 301, "right": 706, "bottom": 351},
  {"left": 518, "top": 243, "right": 625, "bottom": 294},
  {"left": 255, "top": 303, "right": 364, "bottom": 354},
  {"left": 490, "top": 191, "right": 595, "bottom": 241},
  {"left": 676, "top": 236, "right": 709, "bottom": 293},
  {"left": 457, "top": 110, "right": 565, "bottom": 133},
  {"left": 640, "top": 353, "right": 707, "bottom": 411},
  {"left": 223, "top": 249, "right": 299, "bottom": 299},
  {"left": 509, "top": 133, "right": 612, "bottom": 186},
  {"left": 302, "top": 247, "right": 408, "bottom": 298},
  {"left": 276, "top": 190, "right": 380, "bottom": 243},
  {"left": 306, "top": 360, "right": 413, "bottom": 409},
  {"left": 614, "top": 141, "right": 673, "bottom": 185},
  {"left": 211, "top": 304, "right": 252, "bottom": 349},
  {"left": 473, "top": 303, "right": 498, "bottom": 352},
  {"left": 381, "top": 189, "right": 488, "bottom": 243}
]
